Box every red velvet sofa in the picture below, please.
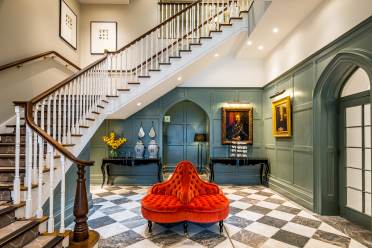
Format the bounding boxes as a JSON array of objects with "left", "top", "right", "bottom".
[{"left": 141, "top": 160, "right": 229, "bottom": 235}]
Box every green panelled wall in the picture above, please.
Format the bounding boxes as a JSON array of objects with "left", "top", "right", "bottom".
[
  {"left": 89, "top": 88, "right": 263, "bottom": 185},
  {"left": 263, "top": 17, "right": 372, "bottom": 211},
  {"left": 85, "top": 17, "right": 372, "bottom": 212}
]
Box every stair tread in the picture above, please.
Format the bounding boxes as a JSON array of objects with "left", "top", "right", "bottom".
[
  {"left": 23, "top": 235, "right": 63, "bottom": 248},
  {"left": 0, "top": 202, "right": 25, "bottom": 216},
  {"left": 0, "top": 220, "right": 36, "bottom": 244}
]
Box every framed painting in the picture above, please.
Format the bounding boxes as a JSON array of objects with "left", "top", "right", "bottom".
[
  {"left": 272, "top": 96, "right": 292, "bottom": 137},
  {"left": 221, "top": 106, "right": 253, "bottom": 145},
  {"left": 59, "top": 0, "right": 77, "bottom": 50},
  {"left": 90, "top": 21, "right": 117, "bottom": 55}
]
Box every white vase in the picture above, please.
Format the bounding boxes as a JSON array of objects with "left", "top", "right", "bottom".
[
  {"left": 135, "top": 140, "right": 145, "bottom": 158},
  {"left": 148, "top": 139, "right": 159, "bottom": 159}
]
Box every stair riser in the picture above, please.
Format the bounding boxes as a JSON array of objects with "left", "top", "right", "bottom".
[
  {"left": 0, "top": 136, "right": 25, "bottom": 143},
  {"left": 0, "top": 146, "right": 26, "bottom": 154},
  {"left": 0, "top": 209, "right": 15, "bottom": 228},
  {"left": 0, "top": 158, "right": 25, "bottom": 167},
  {"left": 0, "top": 172, "right": 26, "bottom": 183}
]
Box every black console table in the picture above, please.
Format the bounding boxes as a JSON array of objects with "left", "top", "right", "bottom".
[
  {"left": 209, "top": 157, "right": 270, "bottom": 186},
  {"left": 101, "top": 157, "right": 162, "bottom": 187}
]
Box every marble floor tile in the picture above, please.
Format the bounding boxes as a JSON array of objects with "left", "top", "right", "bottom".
[{"left": 88, "top": 184, "right": 372, "bottom": 248}]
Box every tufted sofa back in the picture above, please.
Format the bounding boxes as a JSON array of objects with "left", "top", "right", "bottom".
[{"left": 151, "top": 161, "right": 219, "bottom": 204}]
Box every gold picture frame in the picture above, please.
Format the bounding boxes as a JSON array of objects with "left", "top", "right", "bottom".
[
  {"left": 272, "top": 96, "right": 292, "bottom": 137},
  {"left": 221, "top": 106, "right": 253, "bottom": 145}
]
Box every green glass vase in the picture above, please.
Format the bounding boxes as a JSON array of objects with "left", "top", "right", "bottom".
[{"left": 109, "top": 149, "right": 119, "bottom": 158}]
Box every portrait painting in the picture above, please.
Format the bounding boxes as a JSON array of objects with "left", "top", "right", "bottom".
[
  {"left": 272, "top": 96, "right": 292, "bottom": 137},
  {"left": 221, "top": 106, "right": 253, "bottom": 145}
]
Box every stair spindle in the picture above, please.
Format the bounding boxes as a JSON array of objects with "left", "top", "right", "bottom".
[{"left": 13, "top": 105, "right": 21, "bottom": 205}]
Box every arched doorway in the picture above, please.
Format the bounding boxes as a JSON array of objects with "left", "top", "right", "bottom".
[
  {"left": 313, "top": 49, "right": 372, "bottom": 230},
  {"left": 162, "top": 100, "right": 210, "bottom": 172}
]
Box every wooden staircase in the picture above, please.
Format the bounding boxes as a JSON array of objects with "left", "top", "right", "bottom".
[{"left": 0, "top": 0, "right": 257, "bottom": 247}]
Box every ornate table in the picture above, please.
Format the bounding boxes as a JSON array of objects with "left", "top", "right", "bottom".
[
  {"left": 209, "top": 157, "right": 270, "bottom": 186},
  {"left": 101, "top": 157, "right": 162, "bottom": 187}
]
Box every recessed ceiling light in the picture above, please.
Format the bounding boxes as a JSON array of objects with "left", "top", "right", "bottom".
[
  {"left": 258, "top": 45, "right": 264, "bottom": 50},
  {"left": 272, "top": 27, "right": 279, "bottom": 33},
  {"left": 247, "top": 40, "right": 253, "bottom": 46},
  {"left": 177, "top": 76, "right": 182, "bottom": 81},
  {"left": 137, "top": 102, "right": 142, "bottom": 106},
  {"left": 214, "top": 53, "right": 219, "bottom": 58}
]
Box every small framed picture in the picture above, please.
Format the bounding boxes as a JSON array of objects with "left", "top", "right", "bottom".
[
  {"left": 272, "top": 96, "right": 292, "bottom": 137},
  {"left": 90, "top": 21, "right": 117, "bottom": 55},
  {"left": 221, "top": 106, "right": 253, "bottom": 145},
  {"left": 59, "top": 0, "right": 77, "bottom": 50}
]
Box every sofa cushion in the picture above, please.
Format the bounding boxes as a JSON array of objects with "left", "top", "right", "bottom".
[
  {"left": 187, "top": 194, "right": 229, "bottom": 213},
  {"left": 142, "top": 194, "right": 183, "bottom": 213}
]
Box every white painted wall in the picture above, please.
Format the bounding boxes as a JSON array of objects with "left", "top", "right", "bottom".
[
  {"left": 264, "top": 0, "right": 372, "bottom": 82},
  {"left": 79, "top": 0, "right": 157, "bottom": 66},
  {"left": 181, "top": 57, "right": 264, "bottom": 87},
  {"left": 0, "top": 0, "right": 81, "bottom": 66},
  {"left": 0, "top": 60, "right": 74, "bottom": 124}
]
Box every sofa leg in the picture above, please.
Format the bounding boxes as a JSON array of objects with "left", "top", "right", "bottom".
[
  {"left": 219, "top": 221, "right": 224, "bottom": 235},
  {"left": 148, "top": 221, "right": 152, "bottom": 233},
  {"left": 183, "top": 222, "right": 188, "bottom": 236}
]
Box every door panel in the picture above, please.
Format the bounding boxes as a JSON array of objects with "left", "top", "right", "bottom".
[
  {"left": 340, "top": 95, "right": 372, "bottom": 228},
  {"left": 163, "top": 101, "right": 208, "bottom": 171}
]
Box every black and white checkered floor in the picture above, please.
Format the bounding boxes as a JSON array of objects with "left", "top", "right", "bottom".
[{"left": 86, "top": 185, "right": 368, "bottom": 248}]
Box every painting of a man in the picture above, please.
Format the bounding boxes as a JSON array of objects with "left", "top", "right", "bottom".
[
  {"left": 222, "top": 107, "right": 253, "bottom": 145},
  {"left": 272, "top": 96, "right": 292, "bottom": 137}
]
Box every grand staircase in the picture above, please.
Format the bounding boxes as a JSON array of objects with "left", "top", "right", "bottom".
[{"left": 0, "top": 0, "right": 264, "bottom": 247}]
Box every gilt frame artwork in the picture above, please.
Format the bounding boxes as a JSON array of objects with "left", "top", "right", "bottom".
[
  {"left": 59, "top": 0, "right": 77, "bottom": 50},
  {"left": 272, "top": 96, "right": 292, "bottom": 137},
  {"left": 90, "top": 21, "right": 117, "bottom": 55},
  {"left": 221, "top": 106, "right": 253, "bottom": 145}
]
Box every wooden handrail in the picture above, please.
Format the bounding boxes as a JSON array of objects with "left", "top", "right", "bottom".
[{"left": 0, "top": 51, "right": 81, "bottom": 72}]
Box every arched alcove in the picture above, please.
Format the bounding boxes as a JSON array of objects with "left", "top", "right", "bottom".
[
  {"left": 313, "top": 49, "right": 372, "bottom": 230},
  {"left": 162, "top": 100, "right": 210, "bottom": 172}
]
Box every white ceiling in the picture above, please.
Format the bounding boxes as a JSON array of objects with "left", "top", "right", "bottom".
[
  {"left": 236, "top": 0, "right": 324, "bottom": 59},
  {"left": 78, "top": 0, "right": 130, "bottom": 4}
]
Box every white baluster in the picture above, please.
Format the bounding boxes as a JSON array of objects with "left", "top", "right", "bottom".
[
  {"left": 59, "top": 155, "right": 65, "bottom": 233},
  {"left": 48, "top": 146, "right": 54, "bottom": 233},
  {"left": 67, "top": 84, "right": 72, "bottom": 144},
  {"left": 36, "top": 134, "right": 43, "bottom": 218},
  {"left": 13, "top": 106, "right": 21, "bottom": 205},
  {"left": 58, "top": 90, "right": 62, "bottom": 143},
  {"left": 32, "top": 106, "right": 38, "bottom": 185},
  {"left": 25, "top": 125, "right": 33, "bottom": 218}
]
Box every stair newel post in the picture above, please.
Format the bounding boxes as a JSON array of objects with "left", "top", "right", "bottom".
[
  {"left": 25, "top": 122, "right": 33, "bottom": 218},
  {"left": 32, "top": 105, "right": 39, "bottom": 185},
  {"left": 47, "top": 146, "right": 55, "bottom": 233},
  {"left": 13, "top": 105, "right": 21, "bottom": 205},
  {"left": 73, "top": 164, "right": 89, "bottom": 242},
  {"left": 59, "top": 154, "right": 66, "bottom": 233}
]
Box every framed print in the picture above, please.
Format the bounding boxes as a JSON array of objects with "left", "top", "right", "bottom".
[
  {"left": 222, "top": 106, "right": 253, "bottom": 145},
  {"left": 272, "top": 96, "right": 292, "bottom": 137},
  {"left": 59, "top": 0, "right": 77, "bottom": 50},
  {"left": 90, "top": 21, "right": 117, "bottom": 55}
]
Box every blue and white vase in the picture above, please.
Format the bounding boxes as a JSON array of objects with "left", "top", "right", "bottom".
[
  {"left": 148, "top": 139, "right": 158, "bottom": 158},
  {"left": 135, "top": 139, "right": 145, "bottom": 158}
]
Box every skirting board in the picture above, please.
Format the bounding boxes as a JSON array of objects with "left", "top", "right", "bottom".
[{"left": 269, "top": 176, "right": 313, "bottom": 211}]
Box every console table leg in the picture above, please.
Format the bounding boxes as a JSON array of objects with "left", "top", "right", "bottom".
[
  {"left": 219, "top": 221, "right": 223, "bottom": 235},
  {"left": 148, "top": 221, "right": 152, "bottom": 233},
  {"left": 101, "top": 164, "right": 106, "bottom": 188},
  {"left": 183, "top": 222, "right": 188, "bottom": 236}
]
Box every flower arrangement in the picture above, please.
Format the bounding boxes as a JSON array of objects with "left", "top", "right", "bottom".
[{"left": 102, "top": 132, "right": 127, "bottom": 157}]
